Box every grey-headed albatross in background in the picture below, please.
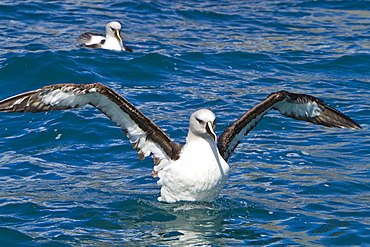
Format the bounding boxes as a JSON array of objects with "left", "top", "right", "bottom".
[
  {"left": 77, "top": 22, "right": 133, "bottom": 52},
  {"left": 0, "top": 83, "right": 361, "bottom": 203}
]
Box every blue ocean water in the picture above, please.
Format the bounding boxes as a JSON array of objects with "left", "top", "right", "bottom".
[{"left": 0, "top": 0, "right": 369, "bottom": 246}]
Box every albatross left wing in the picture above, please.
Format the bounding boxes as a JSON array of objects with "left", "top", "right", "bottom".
[
  {"left": 217, "top": 90, "right": 361, "bottom": 161},
  {"left": 0, "top": 83, "right": 182, "bottom": 174},
  {"left": 77, "top": 32, "right": 106, "bottom": 48}
]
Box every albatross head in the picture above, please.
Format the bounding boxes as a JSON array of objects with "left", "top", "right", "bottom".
[
  {"left": 106, "top": 21, "right": 123, "bottom": 42},
  {"left": 188, "top": 109, "right": 217, "bottom": 142}
]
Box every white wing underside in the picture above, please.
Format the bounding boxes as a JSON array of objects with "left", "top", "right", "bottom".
[
  {"left": 43, "top": 88, "right": 172, "bottom": 171},
  {"left": 84, "top": 35, "right": 105, "bottom": 45},
  {"left": 227, "top": 101, "right": 321, "bottom": 151},
  {"left": 218, "top": 91, "right": 361, "bottom": 161},
  {"left": 0, "top": 84, "right": 177, "bottom": 173}
]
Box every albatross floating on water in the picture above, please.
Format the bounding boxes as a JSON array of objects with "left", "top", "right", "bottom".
[
  {"left": 0, "top": 83, "right": 361, "bottom": 203},
  {"left": 77, "top": 21, "right": 133, "bottom": 52}
]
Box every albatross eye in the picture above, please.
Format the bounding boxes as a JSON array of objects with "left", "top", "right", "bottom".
[{"left": 195, "top": 118, "right": 204, "bottom": 124}]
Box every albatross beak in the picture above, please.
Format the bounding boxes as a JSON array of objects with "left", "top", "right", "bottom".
[
  {"left": 205, "top": 121, "right": 217, "bottom": 142},
  {"left": 115, "top": 30, "right": 123, "bottom": 42}
]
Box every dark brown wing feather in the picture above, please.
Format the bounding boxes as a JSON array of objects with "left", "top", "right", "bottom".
[
  {"left": 0, "top": 83, "right": 182, "bottom": 166},
  {"left": 218, "top": 91, "right": 361, "bottom": 161}
]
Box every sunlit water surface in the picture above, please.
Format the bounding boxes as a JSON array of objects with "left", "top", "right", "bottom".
[{"left": 0, "top": 1, "right": 369, "bottom": 246}]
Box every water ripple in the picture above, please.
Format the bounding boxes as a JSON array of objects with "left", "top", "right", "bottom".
[{"left": 0, "top": 0, "right": 369, "bottom": 246}]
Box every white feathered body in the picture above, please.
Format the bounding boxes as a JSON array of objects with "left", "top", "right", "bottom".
[
  {"left": 157, "top": 136, "right": 230, "bottom": 203},
  {"left": 83, "top": 35, "right": 123, "bottom": 51},
  {"left": 101, "top": 36, "right": 123, "bottom": 51}
]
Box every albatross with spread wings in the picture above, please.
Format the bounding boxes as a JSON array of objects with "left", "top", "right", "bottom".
[
  {"left": 77, "top": 22, "right": 133, "bottom": 52},
  {"left": 0, "top": 83, "right": 361, "bottom": 202}
]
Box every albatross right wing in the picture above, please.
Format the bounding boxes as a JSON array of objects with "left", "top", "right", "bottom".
[
  {"left": 0, "top": 83, "right": 182, "bottom": 174},
  {"left": 217, "top": 90, "right": 361, "bottom": 161}
]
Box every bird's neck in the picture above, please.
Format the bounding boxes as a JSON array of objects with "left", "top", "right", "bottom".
[{"left": 186, "top": 132, "right": 216, "bottom": 146}]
